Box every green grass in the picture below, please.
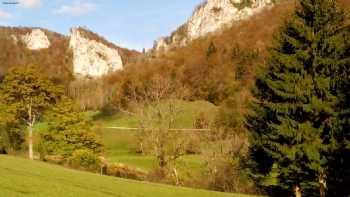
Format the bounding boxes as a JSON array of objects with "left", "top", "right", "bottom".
[
  {"left": 101, "top": 128, "right": 155, "bottom": 171},
  {"left": 101, "top": 128, "right": 205, "bottom": 172},
  {"left": 93, "top": 100, "right": 218, "bottom": 128},
  {"left": 23, "top": 100, "right": 216, "bottom": 173},
  {"left": 95, "top": 100, "right": 217, "bottom": 171},
  {"left": 0, "top": 155, "right": 258, "bottom": 197},
  {"left": 29, "top": 100, "right": 215, "bottom": 178}
]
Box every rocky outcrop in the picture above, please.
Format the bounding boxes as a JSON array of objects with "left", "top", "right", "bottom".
[
  {"left": 153, "top": 37, "right": 169, "bottom": 51},
  {"left": 154, "top": 0, "right": 273, "bottom": 51},
  {"left": 69, "top": 28, "right": 123, "bottom": 77},
  {"left": 21, "top": 29, "right": 51, "bottom": 50}
]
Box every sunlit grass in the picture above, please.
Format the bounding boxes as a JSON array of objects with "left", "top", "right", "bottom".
[{"left": 0, "top": 155, "right": 258, "bottom": 197}]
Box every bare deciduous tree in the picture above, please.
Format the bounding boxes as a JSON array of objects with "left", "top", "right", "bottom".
[{"left": 119, "top": 75, "right": 188, "bottom": 185}]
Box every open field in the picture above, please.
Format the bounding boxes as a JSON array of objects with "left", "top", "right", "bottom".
[
  {"left": 0, "top": 155, "right": 259, "bottom": 197},
  {"left": 92, "top": 100, "right": 218, "bottom": 128},
  {"left": 94, "top": 100, "right": 217, "bottom": 171},
  {"left": 101, "top": 128, "right": 204, "bottom": 171},
  {"left": 28, "top": 100, "right": 216, "bottom": 172}
]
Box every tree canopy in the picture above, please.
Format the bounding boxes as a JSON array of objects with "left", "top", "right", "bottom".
[
  {"left": 0, "top": 65, "right": 64, "bottom": 159},
  {"left": 246, "top": 0, "right": 350, "bottom": 196}
]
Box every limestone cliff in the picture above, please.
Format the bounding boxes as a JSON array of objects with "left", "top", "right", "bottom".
[
  {"left": 21, "top": 29, "right": 51, "bottom": 50},
  {"left": 154, "top": 0, "right": 274, "bottom": 51},
  {"left": 69, "top": 28, "right": 123, "bottom": 77}
]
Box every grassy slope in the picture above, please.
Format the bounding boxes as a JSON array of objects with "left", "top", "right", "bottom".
[
  {"left": 30, "top": 100, "right": 216, "bottom": 171},
  {"left": 102, "top": 129, "right": 203, "bottom": 171},
  {"left": 94, "top": 100, "right": 218, "bottom": 128},
  {"left": 95, "top": 100, "right": 217, "bottom": 171},
  {"left": 0, "top": 155, "right": 257, "bottom": 197}
]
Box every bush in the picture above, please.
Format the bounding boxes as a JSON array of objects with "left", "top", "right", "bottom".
[
  {"left": 68, "top": 149, "right": 100, "bottom": 170},
  {"left": 194, "top": 112, "right": 210, "bottom": 129},
  {"left": 0, "top": 108, "right": 25, "bottom": 154},
  {"left": 194, "top": 152, "right": 260, "bottom": 194},
  {"left": 38, "top": 98, "right": 103, "bottom": 160},
  {"left": 43, "top": 155, "right": 65, "bottom": 165},
  {"left": 106, "top": 163, "right": 146, "bottom": 181},
  {"left": 184, "top": 133, "right": 202, "bottom": 154},
  {"left": 0, "top": 136, "right": 6, "bottom": 154}
]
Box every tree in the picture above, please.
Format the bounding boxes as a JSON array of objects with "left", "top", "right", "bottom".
[
  {"left": 0, "top": 65, "right": 63, "bottom": 160},
  {"left": 120, "top": 75, "right": 187, "bottom": 184},
  {"left": 326, "top": 24, "right": 350, "bottom": 196},
  {"left": 0, "top": 103, "right": 24, "bottom": 154},
  {"left": 246, "top": 0, "right": 349, "bottom": 196},
  {"left": 38, "top": 97, "right": 103, "bottom": 161}
]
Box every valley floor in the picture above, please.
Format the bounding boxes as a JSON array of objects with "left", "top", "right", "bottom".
[{"left": 0, "top": 155, "right": 258, "bottom": 197}]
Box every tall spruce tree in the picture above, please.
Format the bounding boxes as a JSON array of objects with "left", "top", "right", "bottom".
[
  {"left": 246, "top": 0, "right": 350, "bottom": 196},
  {"left": 327, "top": 22, "right": 350, "bottom": 196}
]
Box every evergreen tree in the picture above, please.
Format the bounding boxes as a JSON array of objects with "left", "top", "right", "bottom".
[
  {"left": 0, "top": 65, "right": 63, "bottom": 160},
  {"left": 246, "top": 0, "right": 350, "bottom": 196},
  {"left": 327, "top": 27, "right": 350, "bottom": 196}
]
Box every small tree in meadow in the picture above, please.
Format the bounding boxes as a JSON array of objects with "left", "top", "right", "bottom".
[
  {"left": 0, "top": 65, "right": 63, "bottom": 160},
  {"left": 39, "top": 97, "right": 103, "bottom": 161}
]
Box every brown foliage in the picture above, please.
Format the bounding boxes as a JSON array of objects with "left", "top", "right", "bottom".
[
  {"left": 0, "top": 27, "right": 73, "bottom": 84},
  {"left": 108, "top": 1, "right": 297, "bottom": 107},
  {"left": 106, "top": 163, "right": 147, "bottom": 181}
]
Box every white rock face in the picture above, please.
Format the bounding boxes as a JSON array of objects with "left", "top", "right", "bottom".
[
  {"left": 154, "top": 0, "right": 273, "bottom": 51},
  {"left": 187, "top": 0, "right": 272, "bottom": 40},
  {"left": 154, "top": 37, "right": 169, "bottom": 51},
  {"left": 69, "top": 28, "right": 123, "bottom": 77},
  {"left": 21, "top": 29, "right": 51, "bottom": 50}
]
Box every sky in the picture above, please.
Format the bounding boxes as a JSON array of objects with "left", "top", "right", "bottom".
[{"left": 0, "top": 0, "right": 203, "bottom": 51}]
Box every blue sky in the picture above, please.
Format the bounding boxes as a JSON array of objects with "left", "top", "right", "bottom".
[{"left": 0, "top": 0, "right": 203, "bottom": 50}]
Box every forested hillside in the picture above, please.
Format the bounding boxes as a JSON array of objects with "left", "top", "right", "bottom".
[
  {"left": 0, "top": 27, "right": 73, "bottom": 83},
  {"left": 107, "top": 1, "right": 296, "bottom": 108},
  {"left": 1, "top": 0, "right": 350, "bottom": 196}
]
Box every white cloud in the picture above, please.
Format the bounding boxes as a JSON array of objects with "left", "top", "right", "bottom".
[
  {"left": 0, "top": 10, "right": 12, "bottom": 20},
  {"left": 19, "top": 0, "right": 42, "bottom": 9},
  {"left": 54, "top": 1, "right": 96, "bottom": 17}
]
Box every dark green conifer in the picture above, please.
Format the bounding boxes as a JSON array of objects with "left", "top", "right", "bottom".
[{"left": 246, "top": 0, "right": 350, "bottom": 196}]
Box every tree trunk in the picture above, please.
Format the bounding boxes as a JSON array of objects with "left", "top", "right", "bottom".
[
  {"left": 295, "top": 186, "right": 302, "bottom": 197},
  {"left": 173, "top": 167, "right": 180, "bottom": 186},
  {"left": 319, "top": 171, "right": 327, "bottom": 197},
  {"left": 28, "top": 125, "right": 33, "bottom": 160}
]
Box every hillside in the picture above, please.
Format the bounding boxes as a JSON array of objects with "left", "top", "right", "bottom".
[
  {"left": 108, "top": 0, "right": 296, "bottom": 106},
  {"left": 0, "top": 27, "right": 73, "bottom": 83},
  {"left": 0, "top": 155, "right": 257, "bottom": 197},
  {"left": 112, "top": 0, "right": 350, "bottom": 106},
  {"left": 153, "top": 0, "right": 274, "bottom": 52},
  {"left": 1, "top": 0, "right": 350, "bottom": 195},
  {"left": 73, "top": 27, "right": 140, "bottom": 65},
  {"left": 0, "top": 26, "right": 139, "bottom": 80}
]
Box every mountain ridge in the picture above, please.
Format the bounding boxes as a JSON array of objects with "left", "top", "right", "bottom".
[
  {"left": 153, "top": 0, "right": 275, "bottom": 52},
  {"left": 0, "top": 26, "right": 139, "bottom": 78}
]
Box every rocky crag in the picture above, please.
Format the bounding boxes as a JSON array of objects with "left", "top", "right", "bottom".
[{"left": 154, "top": 0, "right": 274, "bottom": 52}]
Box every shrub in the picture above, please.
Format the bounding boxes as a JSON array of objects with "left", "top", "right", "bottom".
[
  {"left": 106, "top": 163, "right": 146, "bottom": 181},
  {"left": 194, "top": 112, "right": 210, "bottom": 129},
  {"left": 0, "top": 104, "right": 25, "bottom": 154},
  {"left": 200, "top": 157, "right": 260, "bottom": 194},
  {"left": 43, "top": 155, "right": 65, "bottom": 165},
  {"left": 68, "top": 149, "right": 100, "bottom": 171},
  {"left": 38, "top": 98, "right": 103, "bottom": 159},
  {"left": 184, "top": 133, "right": 202, "bottom": 154}
]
